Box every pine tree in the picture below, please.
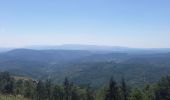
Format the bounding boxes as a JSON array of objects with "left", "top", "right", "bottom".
[
  {"left": 129, "top": 88, "right": 143, "bottom": 100},
  {"left": 86, "top": 85, "right": 94, "bottom": 100},
  {"left": 71, "top": 87, "right": 80, "bottom": 100},
  {"left": 105, "top": 77, "right": 119, "bottom": 100},
  {"left": 52, "top": 85, "right": 64, "bottom": 100},
  {"left": 24, "top": 81, "right": 32, "bottom": 98},
  {"left": 45, "top": 79, "right": 52, "bottom": 100},
  {"left": 2, "top": 79, "right": 14, "bottom": 94},
  {"left": 142, "top": 84, "right": 155, "bottom": 100},
  {"left": 0, "top": 72, "right": 12, "bottom": 93},
  {"left": 63, "top": 77, "right": 72, "bottom": 100},
  {"left": 14, "top": 80, "right": 24, "bottom": 95},
  {"left": 155, "top": 76, "right": 170, "bottom": 100},
  {"left": 36, "top": 81, "right": 46, "bottom": 100},
  {"left": 121, "top": 77, "right": 128, "bottom": 100},
  {"left": 23, "top": 80, "right": 35, "bottom": 99}
]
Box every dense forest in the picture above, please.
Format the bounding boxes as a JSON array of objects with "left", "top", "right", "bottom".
[
  {"left": 0, "top": 71, "right": 170, "bottom": 100},
  {"left": 0, "top": 48, "right": 170, "bottom": 100},
  {"left": 1, "top": 49, "right": 170, "bottom": 88}
]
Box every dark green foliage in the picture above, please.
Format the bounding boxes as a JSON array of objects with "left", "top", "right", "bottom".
[
  {"left": 71, "top": 87, "right": 80, "bottom": 100},
  {"left": 142, "top": 84, "right": 155, "bottom": 100},
  {"left": 23, "top": 80, "right": 35, "bottom": 99},
  {"left": 0, "top": 72, "right": 14, "bottom": 94},
  {"left": 14, "top": 80, "right": 24, "bottom": 95},
  {"left": 52, "top": 85, "right": 64, "bottom": 100},
  {"left": 63, "top": 77, "right": 72, "bottom": 100},
  {"left": 36, "top": 81, "right": 46, "bottom": 100},
  {"left": 45, "top": 79, "right": 52, "bottom": 100},
  {"left": 2, "top": 79, "right": 14, "bottom": 94},
  {"left": 1, "top": 71, "right": 170, "bottom": 100},
  {"left": 86, "top": 85, "right": 95, "bottom": 100},
  {"left": 63, "top": 77, "right": 83, "bottom": 100},
  {"left": 129, "top": 88, "right": 143, "bottom": 100},
  {"left": 121, "top": 77, "right": 128, "bottom": 100},
  {"left": 105, "top": 77, "right": 120, "bottom": 100},
  {"left": 155, "top": 76, "right": 170, "bottom": 100}
]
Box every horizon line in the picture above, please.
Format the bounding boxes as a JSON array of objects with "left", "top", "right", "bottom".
[{"left": 0, "top": 44, "right": 170, "bottom": 49}]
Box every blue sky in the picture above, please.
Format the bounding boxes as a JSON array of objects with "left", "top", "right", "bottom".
[{"left": 0, "top": 0, "right": 170, "bottom": 48}]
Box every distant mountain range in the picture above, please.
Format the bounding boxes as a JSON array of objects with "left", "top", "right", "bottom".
[
  {"left": 27, "top": 44, "right": 132, "bottom": 51},
  {"left": 0, "top": 48, "right": 12, "bottom": 52},
  {"left": 26, "top": 44, "right": 170, "bottom": 54},
  {"left": 1, "top": 44, "right": 170, "bottom": 53}
]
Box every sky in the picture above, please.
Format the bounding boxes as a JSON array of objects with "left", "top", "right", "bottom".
[{"left": 0, "top": 0, "right": 170, "bottom": 48}]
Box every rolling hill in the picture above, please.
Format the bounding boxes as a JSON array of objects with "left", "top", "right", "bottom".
[{"left": 0, "top": 47, "right": 170, "bottom": 88}]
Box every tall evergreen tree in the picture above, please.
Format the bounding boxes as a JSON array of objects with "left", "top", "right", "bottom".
[
  {"left": 52, "top": 85, "right": 64, "bottom": 100},
  {"left": 129, "top": 88, "right": 143, "bottom": 100},
  {"left": 155, "top": 76, "right": 170, "bottom": 100},
  {"left": 121, "top": 77, "right": 128, "bottom": 100},
  {"left": 24, "top": 81, "right": 32, "bottom": 98},
  {"left": 23, "top": 80, "right": 35, "bottom": 99},
  {"left": 36, "top": 81, "right": 46, "bottom": 100},
  {"left": 86, "top": 85, "right": 94, "bottom": 100},
  {"left": 63, "top": 77, "right": 72, "bottom": 100},
  {"left": 71, "top": 87, "right": 80, "bottom": 100},
  {"left": 2, "top": 79, "right": 14, "bottom": 94},
  {"left": 142, "top": 84, "right": 155, "bottom": 100},
  {"left": 45, "top": 79, "right": 52, "bottom": 100},
  {"left": 14, "top": 80, "right": 24, "bottom": 95},
  {"left": 105, "top": 77, "right": 119, "bottom": 100}
]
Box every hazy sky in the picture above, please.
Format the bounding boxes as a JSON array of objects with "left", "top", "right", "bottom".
[{"left": 0, "top": 0, "right": 170, "bottom": 48}]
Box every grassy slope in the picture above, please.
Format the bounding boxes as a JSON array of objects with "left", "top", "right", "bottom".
[{"left": 0, "top": 95, "right": 29, "bottom": 100}]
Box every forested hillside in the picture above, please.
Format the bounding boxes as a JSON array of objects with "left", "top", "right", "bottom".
[
  {"left": 0, "top": 49, "right": 170, "bottom": 88},
  {"left": 0, "top": 71, "right": 170, "bottom": 100}
]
